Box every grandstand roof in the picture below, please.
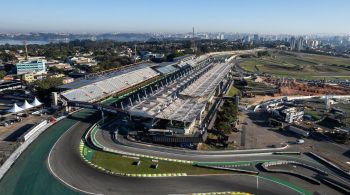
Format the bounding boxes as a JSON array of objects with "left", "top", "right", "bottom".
[
  {"left": 154, "top": 63, "right": 179, "bottom": 75},
  {"left": 180, "top": 63, "right": 232, "bottom": 98},
  {"left": 128, "top": 62, "right": 232, "bottom": 124},
  {"left": 128, "top": 62, "right": 213, "bottom": 118},
  {"left": 156, "top": 97, "right": 207, "bottom": 123},
  {"left": 61, "top": 66, "right": 160, "bottom": 102},
  {"left": 59, "top": 63, "right": 155, "bottom": 90},
  {"left": 173, "top": 54, "right": 195, "bottom": 62}
]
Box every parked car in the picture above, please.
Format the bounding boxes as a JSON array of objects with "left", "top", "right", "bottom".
[{"left": 296, "top": 139, "right": 305, "bottom": 144}]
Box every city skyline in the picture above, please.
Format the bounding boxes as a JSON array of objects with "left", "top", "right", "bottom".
[{"left": 1, "top": 0, "right": 350, "bottom": 34}]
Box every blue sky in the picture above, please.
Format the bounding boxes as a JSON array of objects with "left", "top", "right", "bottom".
[{"left": 0, "top": 0, "right": 349, "bottom": 34}]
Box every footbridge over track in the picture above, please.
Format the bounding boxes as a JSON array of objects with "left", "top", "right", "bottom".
[{"left": 67, "top": 101, "right": 127, "bottom": 114}]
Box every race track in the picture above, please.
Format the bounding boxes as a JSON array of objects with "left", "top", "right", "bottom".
[{"left": 48, "top": 119, "right": 299, "bottom": 195}]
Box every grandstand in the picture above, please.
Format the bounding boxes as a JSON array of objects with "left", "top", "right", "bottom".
[
  {"left": 59, "top": 63, "right": 155, "bottom": 90},
  {"left": 59, "top": 54, "right": 210, "bottom": 103},
  {"left": 61, "top": 66, "right": 160, "bottom": 102},
  {"left": 156, "top": 97, "right": 207, "bottom": 123},
  {"left": 180, "top": 63, "right": 233, "bottom": 98},
  {"left": 154, "top": 62, "right": 179, "bottom": 75},
  {"left": 128, "top": 62, "right": 214, "bottom": 118},
  {"left": 128, "top": 61, "right": 233, "bottom": 135}
]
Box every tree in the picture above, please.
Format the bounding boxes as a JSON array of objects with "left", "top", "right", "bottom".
[
  {"left": 0, "top": 52, "right": 16, "bottom": 62},
  {"left": 214, "top": 99, "right": 238, "bottom": 134},
  {"left": 0, "top": 70, "right": 6, "bottom": 79},
  {"left": 33, "top": 77, "right": 63, "bottom": 104},
  {"left": 215, "top": 122, "right": 231, "bottom": 134},
  {"left": 48, "top": 66, "right": 65, "bottom": 74}
]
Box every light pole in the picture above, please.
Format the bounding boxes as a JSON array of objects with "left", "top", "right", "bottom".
[{"left": 256, "top": 175, "right": 259, "bottom": 195}]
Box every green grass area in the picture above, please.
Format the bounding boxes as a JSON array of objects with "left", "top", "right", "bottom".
[
  {"left": 91, "top": 150, "right": 232, "bottom": 175},
  {"left": 227, "top": 86, "right": 240, "bottom": 96},
  {"left": 304, "top": 108, "right": 322, "bottom": 121},
  {"left": 240, "top": 51, "right": 350, "bottom": 80},
  {"left": 303, "top": 54, "right": 350, "bottom": 67}
]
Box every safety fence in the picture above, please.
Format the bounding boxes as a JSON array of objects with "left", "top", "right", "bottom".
[
  {"left": 86, "top": 123, "right": 193, "bottom": 164},
  {"left": 0, "top": 115, "right": 66, "bottom": 180}
]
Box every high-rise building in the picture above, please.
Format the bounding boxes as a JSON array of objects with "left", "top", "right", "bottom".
[
  {"left": 253, "top": 34, "right": 259, "bottom": 43},
  {"left": 290, "top": 36, "right": 296, "bottom": 50},
  {"left": 244, "top": 35, "right": 250, "bottom": 43},
  {"left": 296, "top": 37, "right": 304, "bottom": 51},
  {"left": 16, "top": 60, "right": 46, "bottom": 75},
  {"left": 220, "top": 34, "right": 224, "bottom": 40}
]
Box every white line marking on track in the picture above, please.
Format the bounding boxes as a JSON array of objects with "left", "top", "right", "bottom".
[{"left": 47, "top": 121, "right": 101, "bottom": 195}]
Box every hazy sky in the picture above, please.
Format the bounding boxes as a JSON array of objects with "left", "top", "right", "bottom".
[{"left": 1, "top": 0, "right": 349, "bottom": 34}]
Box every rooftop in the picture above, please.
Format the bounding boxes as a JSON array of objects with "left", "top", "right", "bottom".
[
  {"left": 60, "top": 66, "right": 160, "bottom": 102},
  {"left": 59, "top": 63, "right": 155, "bottom": 90},
  {"left": 128, "top": 62, "right": 232, "bottom": 123},
  {"left": 180, "top": 63, "right": 232, "bottom": 98}
]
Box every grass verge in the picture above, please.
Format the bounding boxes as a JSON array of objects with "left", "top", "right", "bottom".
[{"left": 91, "top": 150, "right": 233, "bottom": 175}]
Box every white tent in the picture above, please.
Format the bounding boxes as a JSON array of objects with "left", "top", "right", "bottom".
[
  {"left": 31, "top": 97, "right": 42, "bottom": 107},
  {"left": 7, "top": 103, "right": 24, "bottom": 113},
  {"left": 21, "top": 100, "right": 34, "bottom": 109}
]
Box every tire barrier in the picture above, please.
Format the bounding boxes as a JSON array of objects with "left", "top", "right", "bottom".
[
  {"left": 261, "top": 161, "right": 326, "bottom": 185},
  {"left": 191, "top": 192, "right": 252, "bottom": 195},
  {"left": 273, "top": 152, "right": 301, "bottom": 155}
]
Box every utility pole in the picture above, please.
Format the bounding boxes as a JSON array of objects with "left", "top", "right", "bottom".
[
  {"left": 134, "top": 44, "right": 137, "bottom": 63},
  {"left": 23, "top": 40, "right": 28, "bottom": 60},
  {"left": 256, "top": 175, "right": 259, "bottom": 195},
  {"left": 191, "top": 27, "right": 197, "bottom": 53}
]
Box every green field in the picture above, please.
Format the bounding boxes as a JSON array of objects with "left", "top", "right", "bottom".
[
  {"left": 227, "top": 86, "right": 240, "bottom": 96},
  {"left": 91, "top": 150, "right": 232, "bottom": 175},
  {"left": 304, "top": 108, "right": 322, "bottom": 121},
  {"left": 240, "top": 51, "right": 350, "bottom": 80}
]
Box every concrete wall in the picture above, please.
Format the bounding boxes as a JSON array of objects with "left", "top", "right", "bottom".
[{"left": 0, "top": 116, "right": 66, "bottom": 180}]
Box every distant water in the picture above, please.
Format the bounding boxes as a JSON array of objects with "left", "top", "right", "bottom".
[{"left": 0, "top": 40, "right": 51, "bottom": 45}]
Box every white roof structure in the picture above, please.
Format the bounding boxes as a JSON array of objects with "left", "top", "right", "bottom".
[
  {"left": 129, "top": 62, "right": 233, "bottom": 124},
  {"left": 156, "top": 97, "right": 207, "bottom": 123},
  {"left": 180, "top": 63, "right": 232, "bottom": 98},
  {"left": 7, "top": 103, "right": 24, "bottom": 113},
  {"left": 21, "top": 100, "right": 34, "bottom": 109},
  {"left": 61, "top": 67, "right": 160, "bottom": 102},
  {"left": 31, "top": 97, "right": 42, "bottom": 107},
  {"left": 128, "top": 62, "right": 213, "bottom": 118}
]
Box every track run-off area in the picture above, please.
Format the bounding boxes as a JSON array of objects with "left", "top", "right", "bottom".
[
  {"left": 0, "top": 110, "right": 94, "bottom": 195},
  {"left": 0, "top": 108, "right": 345, "bottom": 195}
]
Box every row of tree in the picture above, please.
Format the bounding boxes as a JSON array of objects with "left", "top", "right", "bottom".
[{"left": 214, "top": 99, "right": 238, "bottom": 134}]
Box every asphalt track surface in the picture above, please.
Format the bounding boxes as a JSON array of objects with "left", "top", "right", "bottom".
[
  {"left": 96, "top": 127, "right": 334, "bottom": 170},
  {"left": 0, "top": 109, "right": 345, "bottom": 195},
  {"left": 48, "top": 119, "right": 299, "bottom": 195},
  {"left": 0, "top": 114, "right": 83, "bottom": 195}
]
